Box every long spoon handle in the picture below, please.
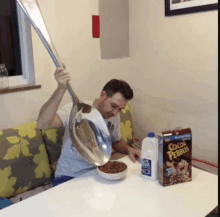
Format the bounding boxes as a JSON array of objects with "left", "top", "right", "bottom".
[{"left": 16, "top": 0, "right": 80, "bottom": 106}]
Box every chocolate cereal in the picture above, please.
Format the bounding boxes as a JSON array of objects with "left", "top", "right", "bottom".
[{"left": 98, "top": 161, "right": 127, "bottom": 174}]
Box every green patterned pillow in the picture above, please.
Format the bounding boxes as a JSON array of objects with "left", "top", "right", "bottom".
[
  {"left": 119, "top": 102, "right": 134, "bottom": 146},
  {"left": 41, "top": 128, "right": 65, "bottom": 173},
  {"left": 0, "top": 121, "right": 52, "bottom": 198}
]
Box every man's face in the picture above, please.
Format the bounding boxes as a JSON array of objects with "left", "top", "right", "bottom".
[{"left": 98, "top": 91, "right": 127, "bottom": 119}]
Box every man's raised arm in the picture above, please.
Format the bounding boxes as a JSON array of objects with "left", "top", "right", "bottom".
[{"left": 37, "top": 64, "right": 70, "bottom": 130}]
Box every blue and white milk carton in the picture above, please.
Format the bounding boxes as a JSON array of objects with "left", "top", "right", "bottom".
[{"left": 141, "top": 132, "right": 158, "bottom": 181}]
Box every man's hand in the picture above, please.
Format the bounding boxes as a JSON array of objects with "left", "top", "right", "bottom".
[
  {"left": 54, "top": 63, "right": 71, "bottom": 89},
  {"left": 128, "top": 147, "right": 141, "bottom": 163},
  {"left": 112, "top": 139, "right": 141, "bottom": 163}
]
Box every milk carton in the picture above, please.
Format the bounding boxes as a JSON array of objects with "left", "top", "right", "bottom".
[{"left": 141, "top": 132, "right": 158, "bottom": 181}]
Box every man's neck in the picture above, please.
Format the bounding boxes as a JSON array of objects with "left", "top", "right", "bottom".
[{"left": 92, "top": 98, "right": 108, "bottom": 120}]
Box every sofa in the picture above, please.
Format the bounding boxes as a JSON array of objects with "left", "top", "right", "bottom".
[{"left": 0, "top": 102, "right": 140, "bottom": 205}]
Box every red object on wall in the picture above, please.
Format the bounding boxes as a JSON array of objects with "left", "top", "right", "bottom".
[{"left": 92, "top": 15, "right": 100, "bottom": 38}]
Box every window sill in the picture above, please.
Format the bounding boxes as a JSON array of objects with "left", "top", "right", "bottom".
[{"left": 0, "top": 84, "right": 41, "bottom": 95}]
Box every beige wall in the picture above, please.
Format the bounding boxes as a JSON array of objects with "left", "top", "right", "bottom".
[
  {"left": 129, "top": 1, "right": 218, "bottom": 165},
  {"left": 0, "top": 1, "right": 218, "bottom": 165}
]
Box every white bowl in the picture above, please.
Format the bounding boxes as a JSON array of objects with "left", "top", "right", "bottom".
[{"left": 97, "top": 161, "right": 128, "bottom": 181}]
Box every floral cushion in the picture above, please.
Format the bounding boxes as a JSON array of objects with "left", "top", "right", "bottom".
[
  {"left": 0, "top": 121, "right": 52, "bottom": 198},
  {"left": 42, "top": 102, "right": 134, "bottom": 172},
  {"left": 119, "top": 102, "right": 134, "bottom": 146},
  {"left": 41, "top": 128, "right": 65, "bottom": 173}
]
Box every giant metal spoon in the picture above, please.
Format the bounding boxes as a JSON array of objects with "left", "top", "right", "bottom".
[{"left": 16, "top": 0, "right": 112, "bottom": 166}]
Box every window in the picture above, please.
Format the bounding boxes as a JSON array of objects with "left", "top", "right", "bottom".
[
  {"left": 0, "top": 0, "right": 35, "bottom": 87},
  {"left": 16, "top": 1, "right": 35, "bottom": 86},
  {"left": 0, "top": 0, "right": 22, "bottom": 76}
]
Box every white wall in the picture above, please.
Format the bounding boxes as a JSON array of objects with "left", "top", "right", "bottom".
[{"left": 129, "top": 1, "right": 218, "bottom": 165}]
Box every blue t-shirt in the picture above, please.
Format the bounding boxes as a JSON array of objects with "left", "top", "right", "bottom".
[{"left": 55, "top": 101, "right": 121, "bottom": 178}]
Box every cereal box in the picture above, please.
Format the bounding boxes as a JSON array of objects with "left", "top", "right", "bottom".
[{"left": 158, "top": 128, "right": 192, "bottom": 186}]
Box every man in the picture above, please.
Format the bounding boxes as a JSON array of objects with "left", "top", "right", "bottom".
[{"left": 37, "top": 64, "right": 141, "bottom": 186}]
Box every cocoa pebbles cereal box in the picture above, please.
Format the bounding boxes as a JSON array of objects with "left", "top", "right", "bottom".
[{"left": 158, "top": 128, "right": 192, "bottom": 187}]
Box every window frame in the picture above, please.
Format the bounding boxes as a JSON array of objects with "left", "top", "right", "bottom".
[{"left": 15, "top": 1, "right": 35, "bottom": 86}]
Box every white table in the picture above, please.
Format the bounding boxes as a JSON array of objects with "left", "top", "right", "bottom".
[{"left": 1, "top": 156, "right": 218, "bottom": 217}]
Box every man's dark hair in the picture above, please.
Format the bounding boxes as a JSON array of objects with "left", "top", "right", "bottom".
[{"left": 102, "top": 79, "right": 133, "bottom": 101}]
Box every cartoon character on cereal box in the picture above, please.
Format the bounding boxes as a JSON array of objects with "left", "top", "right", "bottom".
[
  {"left": 165, "top": 161, "right": 178, "bottom": 185},
  {"left": 176, "top": 156, "right": 191, "bottom": 182},
  {"left": 166, "top": 161, "right": 176, "bottom": 176}
]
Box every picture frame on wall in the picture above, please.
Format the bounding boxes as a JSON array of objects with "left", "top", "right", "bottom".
[{"left": 165, "top": 0, "right": 218, "bottom": 16}]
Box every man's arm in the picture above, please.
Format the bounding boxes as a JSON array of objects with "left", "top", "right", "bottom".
[
  {"left": 37, "top": 86, "right": 66, "bottom": 130},
  {"left": 112, "top": 138, "right": 131, "bottom": 155},
  {"left": 37, "top": 64, "right": 71, "bottom": 130},
  {"left": 112, "top": 138, "right": 141, "bottom": 162}
]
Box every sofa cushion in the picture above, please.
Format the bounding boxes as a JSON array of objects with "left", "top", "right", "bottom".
[
  {"left": 9, "top": 183, "right": 53, "bottom": 204},
  {"left": 119, "top": 102, "right": 134, "bottom": 146},
  {"left": 42, "top": 102, "right": 134, "bottom": 173},
  {"left": 0, "top": 121, "right": 52, "bottom": 198},
  {"left": 41, "top": 128, "right": 65, "bottom": 173}
]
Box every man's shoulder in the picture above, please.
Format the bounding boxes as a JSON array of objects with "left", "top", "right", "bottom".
[
  {"left": 60, "top": 101, "right": 93, "bottom": 113},
  {"left": 65, "top": 101, "right": 74, "bottom": 106},
  {"left": 62, "top": 102, "right": 74, "bottom": 110}
]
